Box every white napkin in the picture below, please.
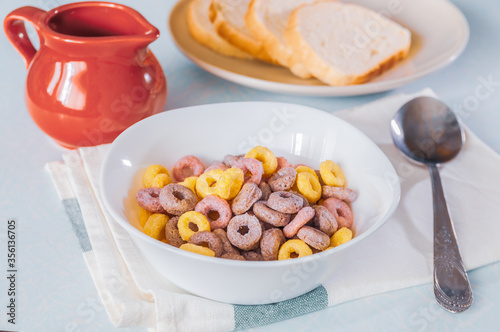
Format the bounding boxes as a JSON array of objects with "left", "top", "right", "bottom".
[{"left": 45, "top": 89, "right": 500, "bottom": 331}]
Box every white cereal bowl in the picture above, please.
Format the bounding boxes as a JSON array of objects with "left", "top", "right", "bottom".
[{"left": 100, "top": 101, "right": 401, "bottom": 305}]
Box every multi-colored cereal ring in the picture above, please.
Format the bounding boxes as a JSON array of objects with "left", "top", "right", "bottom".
[
  {"left": 322, "top": 186, "right": 357, "bottom": 202},
  {"left": 231, "top": 182, "right": 262, "bottom": 215},
  {"left": 260, "top": 228, "right": 286, "bottom": 261},
  {"left": 259, "top": 182, "right": 272, "bottom": 201},
  {"left": 136, "top": 187, "right": 167, "bottom": 214},
  {"left": 253, "top": 202, "right": 290, "bottom": 227},
  {"left": 213, "top": 228, "right": 240, "bottom": 255},
  {"left": 216, "top": 167, "right": 244, "bottom": 200},
  {"left": 173, "top": 155, "right": 205, "bottom": 182},
  {"left": 268, "top": 167, "right": 297, "bottom": 191},
  {"left": 143, "top": 213, "right": 169, "bottom": 240},
  {"left": 143, "top": 164, "right": 172, "bottom": 188},
  {"left": 164, "top": 216, "right": 186, "bottom": 248},
  {"left": 322, "top": 197, "right": 354, "bottom": 229},
  {"left": 278, "top": 239, "right": 313, "bottom": 260},
  {"left": 330, "top": 227, "right": 353, "bottom": 247},
  {"left": 189, "top": 230, "right": 223, "bottom": 257},
  {"left": 177, "top": 211, "right": 211, "bottom": 241},
  {"left": 283, "top": 206, "right": 315, "bottom": 238},
  {"left": 159, "top": 184, "right": 197, "bottom": 216},
  {"left": 196, "top": 169, "right": 223, "bottom": 198},
  {"left": 297, "top": 226, "right": 330, "bottom": 250},
  {"left": 233, "top": 158, "right": 264, "bottom": 184},
  {"left": 312, "top": 205, "right": 338, "bottom": 236},
  {"left": 267, "top": 191, "right": 303, "bottom": 214},
  {"left": 227, "top": 213, "right": 262, "bottom": 251},
  {"left": 179, "top": 243, "right": 215, "bottom": 257},
  {"left": 195, "top": 195, "right": 232, "bottom": 230},
  {"left": 319, "top": 160, "right": 345, "bottom": 187},
  {"left": 244, "top": 146, "right": 277, "bottom": 177}
]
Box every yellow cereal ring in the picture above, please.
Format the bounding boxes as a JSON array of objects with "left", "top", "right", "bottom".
[
  {"left": 179, "top": 243, "right": 215, "bottom": 257},
  {"left": 278, "top": 239, "right": 313, "bottom": 260},
  {"left": 139, "top": 207, "right": 153, "bottom": 228},
  {"left": 143, "top": 213, "right": 169, "bottom": 240},
  {"left": 177, "top": 211, "right": 211, "bottom": 241},
  {"left": 330, "top": 227, "right": 353, "bottom": 247},
  {"left": 296, "top": 172, "right": 322, "bottom": 204},
  {"left": 216, "top": 167, "right": 244, "bottom": 200},
  {"left": 143, "top": 164, "right": 171, "bottom": 188},
  {"left": 319, "top": 160, "right": 345, "bottom": 187},
  {"left": 178, "top": 176, "right": 198, "bottom": 195},
  {"left": 151, "top": 173, "right": 172, "bottom": 188},
  {"left": 196, "top": 169, "right": 223, "bottom": 199},
  {"left": 245, "top": 146, "right": 277, "bottom": 177}
]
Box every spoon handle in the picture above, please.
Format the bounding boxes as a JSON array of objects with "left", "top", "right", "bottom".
[{"left": 429, "top": 165, "right": 473, "bottom": 312}]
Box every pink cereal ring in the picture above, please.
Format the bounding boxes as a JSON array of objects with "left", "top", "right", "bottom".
[
  {"left": 204, "top": 161, "right": 228, "bottom": 173},
  {"left": 322, "top": 186, "right": 357, "bottom": 203},
  {"left": 233, "top": 158, "right": 264, "bottom": 184},
  {"left": 276, "top": 157, "right": 293, "bottom": 171},
  {"left": 172, "top": 155, "right": 205, "bottom": 182},
  {"left": 222, "top": 154, "right": 243, "bottom": 167},
  {"left": 136, "top": 187, "right": 167, "bottom": 214},
  {"left": 322, "top": 197, "right": 354, "bottom": 229},
  {"left": 283, "top": 206, "right": 315, "bottom": 238},
  {"left": 195, "top": 195, "right": 232, "bottom": 230}
]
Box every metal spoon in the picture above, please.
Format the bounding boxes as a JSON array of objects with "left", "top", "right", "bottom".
[{"left": 390, "top": 96, "right": 473, "bottom": 313}]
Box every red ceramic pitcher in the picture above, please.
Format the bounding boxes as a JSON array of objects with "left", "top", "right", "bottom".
[{"left": 4, "top": 2, "right": 167, "bottom": 148}]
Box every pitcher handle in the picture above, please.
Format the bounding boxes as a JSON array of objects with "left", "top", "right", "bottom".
[{"left": 4, "top": 7, "right": 46, "bottom": 68}]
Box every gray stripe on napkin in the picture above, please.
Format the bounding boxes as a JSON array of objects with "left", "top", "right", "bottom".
[
  {"left": 62, "top": 198, "right": 92, "bottom": 253},
  {"left": 233, "top": 286, "right": 328, "bottom": 330}
]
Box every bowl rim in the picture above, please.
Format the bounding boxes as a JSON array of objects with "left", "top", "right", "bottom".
[{"left": 100, "top": 101, "right": 401, "bottom": 267}]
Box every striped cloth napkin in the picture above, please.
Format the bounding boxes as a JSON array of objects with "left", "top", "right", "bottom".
[{"left": 45, "top": 89, "right": 500, "bottom": 331}]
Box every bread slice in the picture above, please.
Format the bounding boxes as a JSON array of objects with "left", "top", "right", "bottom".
[
  {"left": 246, "top": 0, "right": 318, "bottom": 78},
  {"left": 187, "top": 0, "right": 251, "bottom": 59},
  {"left": 209, "top": 0, "right": 277, "bottom": 63},
  {"left": 286, "top": 1, "right": 411, "bottom": 86}
]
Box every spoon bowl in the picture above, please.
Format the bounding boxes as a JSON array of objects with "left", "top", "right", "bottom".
[{"left": 391, "top": 96, "right": 473, "bottom": 313}]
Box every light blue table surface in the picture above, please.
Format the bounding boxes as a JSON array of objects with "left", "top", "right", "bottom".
[{"left": 1, "top": 0, "right": 499, "bottom": 331}]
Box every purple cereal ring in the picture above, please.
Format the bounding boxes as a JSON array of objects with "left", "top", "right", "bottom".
[
  {"left": 233, "top": 158, "right": 264, "bottom": 184},
  {"left": 322, "top": 197, "right": 354, "bottom": 229},
  {"left": 259, "top": 182, "right": 272, "bottom": 201},
  {"left": 322, "top": 186, "right": 357, "bottom": 203},
  {"left": 231, "top": 182, "right": 262, "bottom": 215},
  {"left": 297, "top": 226, "right": 330, "bottom": 250},
  {"left": 159, "top": 184, "right": 197, "bottom": 216},
  {"left": 222, "top": 154, "right": 243, "bottom": 167},
  {"left": 172, "top": 155, "right": 205, "bottom": 181},
  {"left": 164, "top": 216, "right": 186, "bottom": 248},
  {"left": 195, "top": 195, "right": 232, "bottom": 230},
  {"left": 253, "top": 201, "right": 290, "bottom": 227},
  {"left": 260, "top": 228, "right": 286, "bottom": 261},
  {"left": 213, "top": 228, "right": 240, "bottom": 255},
  {"left": 221, "top": 252, "right": 245, "bottom": 261},
  {"left": 227, "top": 213, "right": 262, "bottom": 251},
  {"left": 136, "top": 187, "right": 167, "bottom": 214},
  {"left": 312, "top": 205, "right": 338, "bottom": 236},
  {"left": 242, "top": 250, "right": 264, "bottom": 261},
  {"left": 204, "top": 161, "right": 228, "bottom": 173},
  {"left": 267, "top": 191, "right": 303, "bottom": 214},
  {"left": 283, "top": 207, "right": 315, "bottom": 238},
  {"left": 189, "top": 231, "right": 224, "bottom": 257},
  {"left": 276, "top": 156, "right": 293, "bottom": 171},
  {"left": 268, "top": 167, "right": 297, "bottom": 192}
]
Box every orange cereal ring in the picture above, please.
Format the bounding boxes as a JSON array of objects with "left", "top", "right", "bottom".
[
  {"left": 278, "top": 239, "right": 313, "bottom": 260},
  {"left": 159, "top": 184, "right": 197, "bottom": 216},
  {"left": 177, "top": 211, "right": 211, "bottom": 241},
  {"left": 139, "top": 207, "right": 153, "bottom": 228},
  {"left": 244, "top": 146, "right": 277, "bottom": 177},
  {"left": 189, "top": 230, "right": 223, "bottom": 257},
  {"left": 268, "top": 167, "right": 297, "bottom": 192},
  {"left": 260, "top": 228, "right": 286, "bottom": 261},
  {"left": 233, "top": 158, "right": 264, "bottom": 184},
  {"left": 164, "top": 216, "right": 186, "bottom": 248},
  {"left": 213, "top": 228, "right": 240, "bottom": 255},
  {"left": 227, "top": 213, "right": 262, "bottom": 251},
  {"left": 330, "top": 227, "right": 353, "bottom": 247},
  {"left": 283, "top": 206, "right": 315, "bottom": 238},
  {"left": 259, "top": 182, "right": 272, "bottom": 201},
  {"left": 196, "top": 169, "right": 223, "bottom": 198},
  {"left": 179, "top": 243, "right": 215, "bottom": 257},
  {"left": 296, "top": 172, "right": 322, "bottom": 204},
  {"left": 276, "top": 156, "right": 293, "bottom": 171},
  {"left": 312, "top": 205, "right": 338, "bottom": 236},
  {"left": 322, "top": 197, "right": 353, "bottom": 229},
  {"left": 136, "top": 187, "right": 167, "bottom": 214},
  {"left": 143, "top": 213, "right": 168, "bottom": 240},
  {"left": 319, "top": 160, "right": 345, "bottom": 187},
  {"left": 252, "top": 202, "right": 290, "bottom": 227},
  {"left": 231, "top": 182, "right": 262, "bottom": 215},
  {"left": 216, "top": 167, "right": 244, "bottom": 200},
  {"left": 322, "top": 186, "right": 357, "bottom": 202},
  {"left": 173, "top": 155, "right": 205, "bottom": 182},
  {"left": 297, "top": 226, "right": 330, "bottom": 250},
  {"left": 143, "top": 164, "right": 171, "bottom": 188},
  {"left": 267, "top": 191, "right": 303, "bottom": 214},
  {"left": 195, "top": 195, "right": 232, "bottom": 230}
]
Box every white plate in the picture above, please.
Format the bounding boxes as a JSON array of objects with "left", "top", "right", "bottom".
[{"left": 169, "top": 0, "right": 469, "bottom": 96}]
